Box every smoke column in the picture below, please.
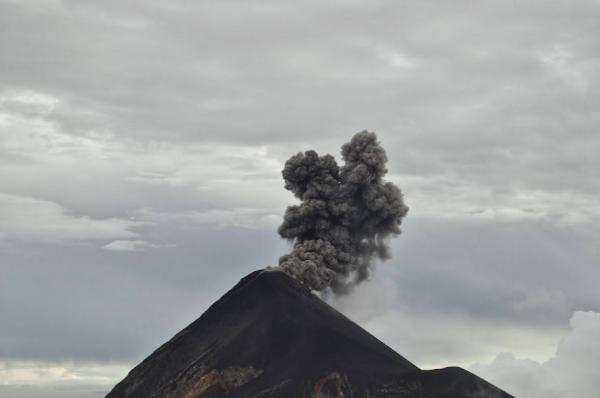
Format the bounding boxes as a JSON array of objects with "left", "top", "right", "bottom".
[{"left": 277, "top": 131, "right": 408, "bottom": 293}]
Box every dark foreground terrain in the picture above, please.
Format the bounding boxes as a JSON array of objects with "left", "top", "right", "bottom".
[{"left": 107, "top": 269, "right": 514, "bottom": 398}]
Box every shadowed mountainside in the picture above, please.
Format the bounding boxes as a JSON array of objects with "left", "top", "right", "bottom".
[{"left": 106, "top": 269, "right": 514, "bottom": 398}]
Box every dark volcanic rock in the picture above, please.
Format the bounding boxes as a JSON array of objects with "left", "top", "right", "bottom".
[{"left": 106, "top": 270, "right": 514, "bottom": 398}]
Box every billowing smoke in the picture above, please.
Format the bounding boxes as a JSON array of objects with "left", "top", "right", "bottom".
[{"left": 277, "top": 131, "right": 408, "bottom": 293}]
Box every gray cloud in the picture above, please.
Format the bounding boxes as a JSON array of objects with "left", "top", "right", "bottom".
[
  {"left": 0, "top": 221, "right": 285, "bottom": 363},
  {"left": 1, "top": 0, "right": 599, "bottom": 396},
  {"left": 0, "top": 193, "right": 140, "bottom": 243},
  {"left": 471, "top": 311, "right": 600, "bottom": 397},
  {"left": 327, "top": 217, "right": 600, "bottom": 368}
]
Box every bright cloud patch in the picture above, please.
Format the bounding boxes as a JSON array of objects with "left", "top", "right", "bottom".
[
  {"left": 102, "top": 239, "right": 157, "bottom": 252},
  {"left": 0, "top": 193, "right": 139, "bottom": 244},
  {"left": 470, "top": 311, "right": 600, "bottom": 397},
  {"left": 0, "top": 360, "right": 130, "bottom": 398}
]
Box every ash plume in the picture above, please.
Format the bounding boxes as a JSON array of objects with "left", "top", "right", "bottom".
[{"left": 277, "top": 131, "right": 408, "bottom": 293}]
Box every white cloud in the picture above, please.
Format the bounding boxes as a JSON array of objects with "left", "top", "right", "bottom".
[
  {"left": 538, "top": 45, "right": 589, "bottom": 92},
  {"left": 470, "top": 311, "right": 600, "bottom": 397},
  {"left": 0, "top": 90, "right": 60, "bottom": 117},
  {"left": 0, "top": 193, "right": 139, "bottom": 244},
  {"left": 102, "top": 239, "right": 158, "bottom": 252},
  {"left": 0, "top": 360, "right": 129, "bottom": 398},
  {"left": 0, "top": 360, "right": 125, "bottom": 385},
  {"left": 327, "top": 273, "right": 565, "bottom": 370},
  {"left": 0, "top": 96, "right": 288, "bottom": 217},
  {"left": 399, "top": 174, "right": 600, "bottom": 225}
]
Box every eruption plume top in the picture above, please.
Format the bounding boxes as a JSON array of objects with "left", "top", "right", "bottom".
[{"left": 277, "top": 131, "right": 408, "bottom": 293}]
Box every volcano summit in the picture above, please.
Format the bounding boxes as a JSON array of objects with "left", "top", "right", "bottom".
[{"left": 106, "top": 270, "right": 513, "bottom": 398}]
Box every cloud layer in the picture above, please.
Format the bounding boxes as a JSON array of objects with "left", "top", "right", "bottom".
[
  {"left": 0, "top": 193, "right": 140, "bottom": 243},
  {"left": 1, "top": 0, "right": 599, "bottom": 396},
  {"left": 471, "top": 311, "right": 600, "bottom": 397}
]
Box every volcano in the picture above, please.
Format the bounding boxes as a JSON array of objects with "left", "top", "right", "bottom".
[{"left": 106, "top": 270, "right": 514, "bottom": 397}]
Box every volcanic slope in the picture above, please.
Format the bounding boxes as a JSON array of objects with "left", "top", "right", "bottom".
[{"left": 106, "top": 269, "right": 514, "bottom": 398}]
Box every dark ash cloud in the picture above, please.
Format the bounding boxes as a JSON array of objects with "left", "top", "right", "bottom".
[{"left": 278, "top": 131, "right": 408, "bottom": 292}]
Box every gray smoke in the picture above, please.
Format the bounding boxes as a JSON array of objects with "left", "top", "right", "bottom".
[{"left": 277, "top": 131, "right": 408, "bottom": 293}]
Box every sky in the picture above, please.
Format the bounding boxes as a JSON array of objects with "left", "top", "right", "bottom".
[{"left": 1, "top": 1, "right": 599, "bottom": 397}]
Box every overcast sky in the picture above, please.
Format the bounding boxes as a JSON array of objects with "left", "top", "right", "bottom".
[{"left": 1, "top": 1, "right": 599, "bottom": 397}]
